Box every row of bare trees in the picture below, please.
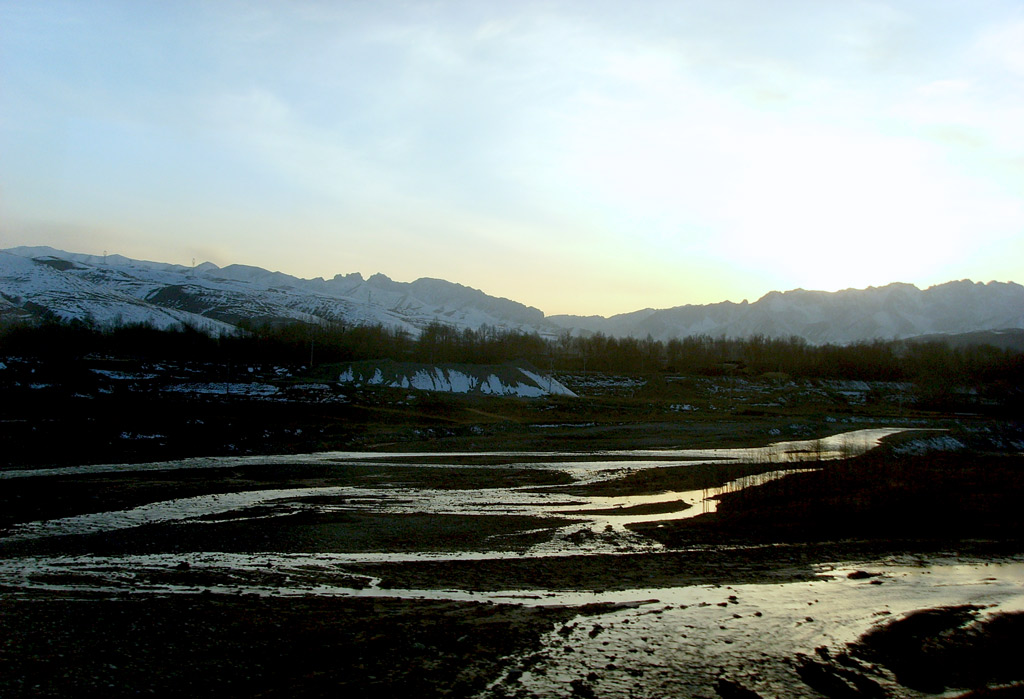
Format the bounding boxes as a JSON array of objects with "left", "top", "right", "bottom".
[{"left": 1, "top": 319, "right": 1021, "bottom": 389}]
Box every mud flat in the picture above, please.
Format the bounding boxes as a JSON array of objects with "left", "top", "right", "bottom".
[
  {"left": 0, "top": 595, "right": 582, "bottom": 698},
  {"left": 3, "top": 554, "right": 1023, "bottom": 698},
  {"left": 3, "top": 426, "right": 1024, "bottom": 697}
]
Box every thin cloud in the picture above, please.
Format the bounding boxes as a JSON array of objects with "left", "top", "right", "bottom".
[{"left": 2, "top": 0, "right": 1023, "bottom": 315}]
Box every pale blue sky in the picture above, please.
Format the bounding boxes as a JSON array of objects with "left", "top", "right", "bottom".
[{"left": 2, "top": 1, "right": 1023, "bottom": 315}]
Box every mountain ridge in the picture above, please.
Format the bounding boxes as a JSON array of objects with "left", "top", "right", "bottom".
[
  {"left": 550, "top": 279, "right": 1024, "bottom": 344},
  {"left": 1, "top": 246, "right": 1022, "bottom": 345},
  {"left": 0, "top": 247, "right": 554, "bottom": 337}
]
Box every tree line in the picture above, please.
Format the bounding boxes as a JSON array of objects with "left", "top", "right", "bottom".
[{"left": 1, "top": 318, "right": 1021, "bottom": 387}]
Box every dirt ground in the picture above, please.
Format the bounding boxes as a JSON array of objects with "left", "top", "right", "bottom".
[
  {"left": 0, "top": 595, "right": 584, "bottom": 698},
  {"left": 2, "top": 379, "right": 1023, "bottom": 698}
]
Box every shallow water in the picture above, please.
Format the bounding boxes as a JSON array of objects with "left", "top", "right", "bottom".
[
  {"left": 0, "top": 427, "right": 915, "bottom": 479},
  {"left": 480, "top": 559, "right": 1024, "bottom": 698},
  {"left": 2, "top": 550, "right": 1020, "bottom": 698},
  {"left": 1, "top": 428, "right": 917, "bottom": 558},
  {"left": 4, "top": 426, "right": 1018, "bottom": 697}
]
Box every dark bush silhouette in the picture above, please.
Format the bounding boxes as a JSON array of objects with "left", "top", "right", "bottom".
[{"left": 1, "top": 320, "right": 1021, "bottom": 401}]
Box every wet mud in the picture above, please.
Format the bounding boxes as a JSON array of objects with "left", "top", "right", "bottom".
[{"left": 3, "top": 427, "right": 1024, "bottom": 698}]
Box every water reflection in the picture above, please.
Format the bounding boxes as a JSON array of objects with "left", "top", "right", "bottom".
[
  {"left": 0, "top": 427, "right": 915, "bottom": 480},
  {"left": 482, "top": 560, "right": 1024, "bottom": 699},
  {"left": 2, "top": 428, "right": 920, "bottom": 556},
  {"left": 8, "top": 426, "right": 1021, "bottom": 699}
]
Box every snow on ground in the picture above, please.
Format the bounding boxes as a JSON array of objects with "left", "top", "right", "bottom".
[
  {"left": 92, "top": 369, "right": 159, "bottom": 380},
  {"left": 163, "top": 382, "right": 280, "bottom": 397},
  {"left": 0, "top": 251, "right": 233, "bottom": 333},
  {"left": 1, "top": 247, "right": 557, "bottom": 338},
  {"left": 338, "top": 362, "right": 576, "bottom": 398},
  {"left": 892, "top": 434, "right": 967, "bottom": 455}
]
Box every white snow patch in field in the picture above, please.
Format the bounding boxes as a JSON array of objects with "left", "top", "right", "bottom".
[
  {"left": 530, "top": 423, "right": 597, "bottom": 429},
  {"left": 120, "top": 432, "right": 166, "bottom": 440},
  {"left": 445, "top": 370, "right": 476, "bottom": 393},
  {"left": 519, "top": 368, "right": 576, "bottom": 397},
  {"left": 893, "top": 435, "right": 967, "bottom": 455},
  {"left": 92, "top": 369, "right": 159, "bottom": 380},
  {"left": 163, "top": 382, "right": 279, "bottom": 396},
  {"left": 480, "top": 375, "right": 503, "bottom": 394},
  {"left": 336, "top": 364, "right": 575, "bottom": 397}
]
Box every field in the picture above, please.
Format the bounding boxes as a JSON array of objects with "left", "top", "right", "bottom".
[{"left": 2, "top": 357, "right": 1023, "bottom": 698}]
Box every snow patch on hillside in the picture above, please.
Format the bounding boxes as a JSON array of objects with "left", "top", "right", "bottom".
[
  {"left": 1, "top": 247, "right": 553, "bottom": 338},
  {"left": 6, "top": 246, "right": 1022, "bottom": 345},
  {"left": 337, "top": 361, "right": 576, "bottom": 397},
  {"left": 0, "top": 251, "right": 233, "bottom": 333}
]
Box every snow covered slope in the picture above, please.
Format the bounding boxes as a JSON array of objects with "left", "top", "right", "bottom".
[
  {"left": 1, "top": 247, "right": 558, "bottom": 337},
  {"left": 0, "top": 252, "right": 232, "bottom": 332},
  {"left": 337, "top": 360, "right": 577, "bottom": 397},
  {"left": 3, "top": 246, "right": 1022, "bottom": 344},
  {"left": 550, "top": 281, "right": 1024, "bottom": 344}
]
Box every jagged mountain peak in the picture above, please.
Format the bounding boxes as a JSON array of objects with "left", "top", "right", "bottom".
[
  {"left": 366, "top": 272, "right": 396, "bottom": 286},
  {"left": 549, "top": 280, "right": 1023, "bottom": 344},
  {"left": 0, "top": 247, "right": 560, "bottom": 338},
  {"left": 1, "top": 246, "right": 1020, "bottom": 344}
]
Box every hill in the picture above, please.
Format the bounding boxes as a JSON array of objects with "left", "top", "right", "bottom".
[
  {"left": 0, "top": 247, "right": 556, "bottom": 338},
  {"left": 2, "top": 247, "right": 1022, "bottom": 344},
  {"left": 549, "top": 281, "right": 1024, "bottom": 344}
]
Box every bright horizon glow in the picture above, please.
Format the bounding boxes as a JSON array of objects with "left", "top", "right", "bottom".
[{"left": 2, "top": 1, "right": 1022, "bottom": 316}]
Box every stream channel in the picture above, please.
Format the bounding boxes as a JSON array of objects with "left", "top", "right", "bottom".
[{"left": 3, "top": 427, "right": 1021, "bottom": 697}]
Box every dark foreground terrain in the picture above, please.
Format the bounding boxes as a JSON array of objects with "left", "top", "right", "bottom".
[
  {"left": 7, "top": 594, "right": 1021, "bottom": 699},
  {"left": 2, "top": 366, "right": 1023, "bottom": 698},
  {"left": 0, "top": 596, "right": 588, "bottom": 698}
]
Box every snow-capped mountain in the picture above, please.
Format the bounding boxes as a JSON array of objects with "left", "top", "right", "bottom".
[
  {"left": 549, "top": 281, "right": 1024, "bottom": 345},
  {"left": 2, "top": 246, "right": 1022, "bottom": 344},
  {"left": 0, "top": 251, "right": 234, "bottom": 333},
  {"left": 0, "top": 247, "right": 557, "bottom": 337}
]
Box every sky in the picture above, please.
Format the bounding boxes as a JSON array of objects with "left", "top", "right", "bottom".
[{"left": 1, "top": 1, "right": 1023, "bottom": 317}]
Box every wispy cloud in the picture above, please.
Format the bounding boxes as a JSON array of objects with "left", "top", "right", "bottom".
[{"left": 2, "top": 0, "right": 1023, "bottom": 313}]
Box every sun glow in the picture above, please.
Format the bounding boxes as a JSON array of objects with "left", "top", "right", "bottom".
[{"left": 2, "top": 2, "right": 1022, "bottom": 313}]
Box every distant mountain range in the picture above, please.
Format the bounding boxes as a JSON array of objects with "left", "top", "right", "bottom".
[
  {"left": 0, "top": 246, "right": 550, "bottom": 338},
  {"left": 550, "top": 282, "right": 1024, "bottom": 345},
  {"left": 2, "top": 246, "right": 1022, "bottom": 346}
]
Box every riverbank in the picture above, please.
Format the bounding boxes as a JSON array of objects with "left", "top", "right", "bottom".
[
  {"left": 631, "top": 451, "right": 1024, "bottom": 546},
  {"left": 3, "top": 423, "right": 1024, "bottom": 697},
  {"left": 0, "top": 595, "right": 584, "bottom": 698},
  {"left": 4, "top": 553, "right": 1023, "bottom": 699},
  {"left": 1, "top": 366, "right": 980, "bottom": 469}
]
